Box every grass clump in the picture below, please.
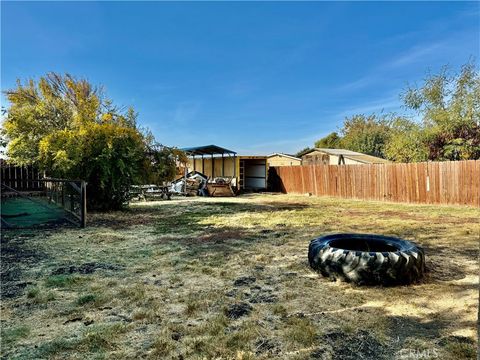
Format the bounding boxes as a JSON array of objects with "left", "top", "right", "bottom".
[
  {"left": 81, "top": 323, "right": 127, "bottom": 352},
  {"left": 132, "top": 308, "right": 160, "bottom": 323},
  {"left": 75, "top": 291, "right": 111, "bottom": 308},
  {"left": 33, "top": 323, "right": 127, "bottom": 358},
  {"left": 195, "top": 315, "right": 229, "bottom": 336},
  {"left": 272, "top": 304, "right": 288, "bottom": 318},
  {"left": 116, "top": 284, "right": 147, "bottom": 303},
  {"left": 184, "top": 296, "right": 210, "bottom": 316},
  {"left": 26, "top": 286, "right": 40, "bottom": 298},
  {"left": 44, "top": 274, "right": 85, "bottom": 288},
  {"left": 26, "top": 286, "right": 56, "bottom": 304},
  {"left": 285, "top": 317, "right": 317, "bottom": 346},
  {"left": 76, "top": 294, "right": 97, "bottom": 306},
  {"left": 34, "top": 338, "right": 80, "bottom": 358},
  {"left": 151, "top": 337, "right": 175, "bottom": 357},
  {"left": 1, "top": 325, "right": 30, "bottom": 345},
  {"left": 185, "top": 337, "right": 217, "bottom": 357}
]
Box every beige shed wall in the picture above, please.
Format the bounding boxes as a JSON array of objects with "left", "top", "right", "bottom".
[
  {"left": 302, "top": 151, "right": 365, "bottom": 165},
  {"left": 301, "top": 150, "right": 386, "bottom": 165},
  {"left": 187, "top": 157, "right": 236, "bottom": 177},
  {"left": 342, "top": 157, "right": 363, "bottom": 165},
  {"left": 329, "top": 155, "right": 340, "bottom": 165},
  {"left": 302, "top": 150, "right": 332, "bottom": 165},
  {"left": 268, "top": 155, "right": 301, "bottom": 167}
]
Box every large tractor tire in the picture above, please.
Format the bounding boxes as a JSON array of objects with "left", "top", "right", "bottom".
[{"left": 308, "top": 234, "right": 425, "bottom": 285}]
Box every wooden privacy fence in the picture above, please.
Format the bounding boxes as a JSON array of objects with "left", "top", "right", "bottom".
[
  {"left": 0, "top": 162, "right": 43, "bottom": 191},
  {"left": 1, "top": 162, "right": 87, "bottom": 227},
  {"left": 272, "top": 160, "right": 480, "bottom": 207}
]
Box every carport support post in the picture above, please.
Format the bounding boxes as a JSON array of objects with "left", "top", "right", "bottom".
[
  {"left": 233, "top": 155, "right": 237, "bottom": 190},
  {"left": 222, "top": 154, "right": 224, "bottom": 176},
  {"left": 233, "top": 155, "right": 236, "bottom": 178},
  {"left": 211, "top": 154, "right": 214, "bottom": 178}
]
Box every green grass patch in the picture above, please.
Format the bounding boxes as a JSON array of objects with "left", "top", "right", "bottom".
[
  {"left": 26, "top": 286, "right": 40, "bottom": 298},
  {"left": 76, "top": 294, "right": 97, "bottom": 306},
  {"left": 31, "top": 323, "right": 128, "bottom": 358},
  {"left": 1, "top": 325, "right": 30, "bottom": 345},
  {"left": 44, "top": 274, "right": 86, "bottom": 288},
  {"left": 25, "top": 286, "right": 56, "bottom": 304}
]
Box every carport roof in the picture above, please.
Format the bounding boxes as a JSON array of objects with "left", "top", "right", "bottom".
[{"left": 181, "top": 145, "right": 237, "bottom": 156}]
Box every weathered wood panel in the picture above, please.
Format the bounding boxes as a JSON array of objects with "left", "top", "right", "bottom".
[
  {"left": 273, "top": 160, "right": 480, "bottom": 207},
  {"left": 0, "top": 162, "right": 43, "bottom": 191}
]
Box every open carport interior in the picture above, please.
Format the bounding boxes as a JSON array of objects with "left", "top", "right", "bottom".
[
  {"left": 240, "top": 158, "right": 267, "bottom": 191},
  {"left": 183, "top": 145, "right": 237, "bottom": 179},
  {"left": 183, "top": 145, "right": 268, "bottom": 192}
]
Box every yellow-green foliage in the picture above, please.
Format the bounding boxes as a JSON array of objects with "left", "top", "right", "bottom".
[
  {"left": 3, "top": 73, "right": 147, "bottom": 210},
  {"left": 39, "top": 122, "right": 145, "bottom": 210}
]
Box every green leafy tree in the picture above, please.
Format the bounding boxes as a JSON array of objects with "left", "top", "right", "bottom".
[
  {"left": 402, "top": 62, "right": 480, "bottom": 160},
  {"left": 144, "top": 144, "right": 188, "bottom": 184},
  {"left": 295, "top": 147, "right": 312, "bottom": 158},
  {"left": 310, "top": 62, "right": 479, "bottom": 162},
  {"left": 314, "top": 132, "right": 341, "bottom": 149},
  {"left": 339, "top": 114, "right": 391, "bottom": 158},
  {"left": 39, "top": 123, "right": 146, "bottom": 210},
  {"left": 2, "top": 73, "right": 152, "bottom": 210},
  {"left": 384, "top": 117, "right": 428, "bottom": 162}
]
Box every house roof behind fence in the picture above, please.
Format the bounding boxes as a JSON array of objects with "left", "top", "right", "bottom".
[
  {"left": 302, "top": 148, "right": 390, "bottom": 164},
  {"left": 267, "top": 153, "right": 301, "bottom": 161}
]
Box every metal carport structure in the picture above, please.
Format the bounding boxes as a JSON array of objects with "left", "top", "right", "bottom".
[{"left": 181, "top": 145, "right": 237, "bottom": 179}]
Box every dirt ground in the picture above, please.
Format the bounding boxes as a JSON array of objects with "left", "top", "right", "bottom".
[{"left": 1, "top": 194, "right": 478, "bottom": 359}]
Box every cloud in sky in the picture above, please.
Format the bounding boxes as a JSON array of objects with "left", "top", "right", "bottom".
[
  {"left": 386, "top": 42, "right": 445, "bottom": 69},
  {"left": 334, "top": 96, "right": 401, "bottom": 119},
  {"left": 333, "top": 7, "right": 478, "bottom": 96}
]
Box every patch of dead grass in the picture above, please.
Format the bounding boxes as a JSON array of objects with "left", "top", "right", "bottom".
[{"left": 1, "top": 194, "right": 478, "bottom": 359}]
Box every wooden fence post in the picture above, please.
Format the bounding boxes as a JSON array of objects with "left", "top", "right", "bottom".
[
  {"left": 81, "top": 181, "right": 87, "bottom": 228},
  {"left": 300, "top": 166, "right": 305, "bottom": 194}
]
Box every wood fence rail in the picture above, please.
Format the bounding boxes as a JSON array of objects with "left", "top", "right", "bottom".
[
  {"left": 272, "top": 160, "right": 480, "bottom": 207},
  {"left": 1, "top": 162, "right": 87, "bottom": 227},
  {"left": 0, "top": 162, "right": 43, "bottom": 191}
]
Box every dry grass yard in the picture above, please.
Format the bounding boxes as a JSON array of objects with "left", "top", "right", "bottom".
[{"left": 1, "top": 194, "right": 478, "bottom": 359}]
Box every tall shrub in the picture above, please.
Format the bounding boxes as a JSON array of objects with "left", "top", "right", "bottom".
[{"left": 2, "top": 73, "right": 149, "bottom": 210}]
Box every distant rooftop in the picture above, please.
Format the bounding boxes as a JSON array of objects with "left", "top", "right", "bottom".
[
  {"left": 313, "top": 148, "right": 364, "bottom": 156},
  {"left": 267, "top": 153, "right": 301, "bottom": 160},
  {"left": 303, "top": 148, "right": 390, "bottom": 164}
]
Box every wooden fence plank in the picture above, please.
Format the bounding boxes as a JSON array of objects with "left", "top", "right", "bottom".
[{"left": 274, "top": 160, "right": 479, "bottom": 207}]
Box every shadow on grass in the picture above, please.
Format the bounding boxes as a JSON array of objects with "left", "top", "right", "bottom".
[
  {"left": 385, "top": 307, "right": 477, "bottom": 358},
  {"left": 306, "top": 300, "right": 477, "bottom": 359},
  {"left": 1, "top": 231, "right": 49, "bottom": 299}
]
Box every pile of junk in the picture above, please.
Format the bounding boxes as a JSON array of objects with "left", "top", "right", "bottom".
[{"left": 170, "top": 171, "right": 237, "bottom": 197}]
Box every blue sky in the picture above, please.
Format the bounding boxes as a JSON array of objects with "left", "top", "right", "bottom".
[{"left": 1, "top": 2, "right": 479, "bottom": 155}]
